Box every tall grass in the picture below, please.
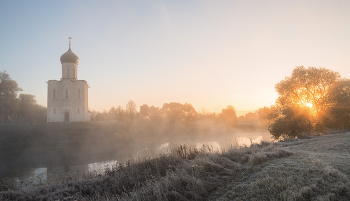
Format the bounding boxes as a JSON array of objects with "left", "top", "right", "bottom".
[{"left": 0, "top": 141, "right": 291, "bottom": 200}]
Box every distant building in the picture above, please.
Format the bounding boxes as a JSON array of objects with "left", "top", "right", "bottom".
[{"left": 47, "top": 38, "right": 90, "bottom": 122}]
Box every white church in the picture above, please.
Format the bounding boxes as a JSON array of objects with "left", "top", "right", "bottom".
[{"left": 47, "top": 38, "right": 91, "bottom": 122}]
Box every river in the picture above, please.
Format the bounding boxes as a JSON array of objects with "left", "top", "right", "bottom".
[{"left": 0, "top": 135, "right": 267, "bottom": 191}]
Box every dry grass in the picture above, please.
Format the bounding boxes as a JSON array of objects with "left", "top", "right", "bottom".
[{"left": 0, "top": 141, "right": 292, "bottom": 200}]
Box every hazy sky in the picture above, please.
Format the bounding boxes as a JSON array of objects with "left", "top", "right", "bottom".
[{"left": 1, "top": 0, "right": 350, "bottom": 114}]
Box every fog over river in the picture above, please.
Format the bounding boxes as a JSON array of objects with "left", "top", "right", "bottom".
[{"left": 0, "top": 135, "right": 266, "bottom": 190}]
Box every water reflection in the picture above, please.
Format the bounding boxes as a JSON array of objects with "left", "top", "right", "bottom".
[{"left": 0, "top": 161, "right": 119, "bottom": 191}]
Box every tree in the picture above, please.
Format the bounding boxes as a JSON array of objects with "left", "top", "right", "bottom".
[
  {"left": 256, "top": 106, "right": 273, "bottom": 125},
  {"left": 139, "top": 104, "right": 150, "bottom": 120},
  {"left": 126, "top": 100, "right": 137, "bottom": 114},
  {"left": 238, "top": 112, "right": 258, "bottom": 123},
  {"left": 218, "top": 105, "right": 238, "bottom": 126},
  {"left": 0, "top": 71, "right": 22, "bottom": 122},
  {"left": 162, "top": 102, "right": 197, "bottom": 123},
  {"left": 31, "top": 104, "right": 47, "bottom": 122},
  {"left": 322, "top": 80, "right": 350, "bottom": 129},
  {"left": 115, "top": 106, "right": 125, "bottom": 122},
  {"left": 275, "top": 66, "right": 340, "bottom": 116},
  {"left": 125, "top": 100, "right": 137, "bottom": 121},
  {"left": 90, "top": 109, "right": 98, "bottom": 121},
  {"left": 269, "top": 66, "right": 341, "bottom": 138},
  {"left": 109, "top": 107, "right": 117, "bottom": 121},
  {"left": 269, "top": 105, "right": 313, "bottom": 139},
  {"left": 18, "top": 94, "right": 37, "bottom": 122},
  {"left": 95, "top": 113, "right": 105, "bottom": 121},
  {"left": 140, "top": 105, "right": 163, "bottom": 122}
]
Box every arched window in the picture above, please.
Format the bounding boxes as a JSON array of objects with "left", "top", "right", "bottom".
[
  {"left": 68, "top": 68, "right": 70, "bottom": 78},
  {"left": 73, "top": 70, "right": 76, "bottom": 78},
  {"left": 78, "top": 89, "right": 80, "bottom": 98},
  {"left": 54, "top": 108, "right": 56, "bottom": 114},
  {"left": 53, "top": 89, "right": 55, "bottom": 98},
  {"left": 66, "top": 89, "right": 68, "bottom": 98},
  {"left": 78, "top": 108, "right": 80, "bottom": 114}
]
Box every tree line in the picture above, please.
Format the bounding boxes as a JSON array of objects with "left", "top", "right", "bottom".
[
  {"left": 0, "top": 71, "right": 46, "bottom": 123},
  {"left": 91, "top": 100, "right": 270, "bottom": 130},
  {"left": 4, "top": 66, "right": 348, "bottom": 140}
]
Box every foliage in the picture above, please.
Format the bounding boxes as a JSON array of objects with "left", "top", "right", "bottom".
[
  {"left": 0, "top": 71, "right": 46, "bottom": 123},
  {"left": 268, "top": 106, "right": 313, "bottom": 139},
  {"left": 162, "top": 102, "right": 197, "bottom": 123},
  {"left": 322, "top": 80, "right": 350, "bottom": 130},
  {"left": 275, "top": 66, "right": 340, "bottom": 115},
  {"left": 269, "top": 66, "right": 342, "bottom": 138},
  {"left": 17, "top": 94, "right": 46, "bottom": 122},
  {"left": 95, "top": 113, "right": 105, "bottom": 121},
  {"left": 218, "top": 105, "right": 238, "bottom": 126},
  {"left": 140, "top": 104, "right": 162, "bottom": 122},
  {"left": 92, "top": 102, "right": 264, "bottom": 133},
  {"left": 0, "top": 71, "right": 22, "bottom": 122},
  {"left": 125, "top": 100, "right": 137, "bottom": 114},
  {"left": 238, "top": 112, "right": 258, "bottom": 124},
  {"left": 256, "top": 106, "right": 277, "bottom": 124}
]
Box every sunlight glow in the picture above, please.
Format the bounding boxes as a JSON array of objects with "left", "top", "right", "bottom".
[{"left": 306, "top": 103, "right": 313, "bottom": 108}]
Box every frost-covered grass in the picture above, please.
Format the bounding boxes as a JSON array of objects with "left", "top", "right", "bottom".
[
  {"left": 209, "top": 132, "right": 350, "bottom": 201},
  {"left": 0, "top": 141, "right": 291, "bottom": 200}
]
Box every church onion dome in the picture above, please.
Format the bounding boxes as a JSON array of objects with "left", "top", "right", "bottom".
[{"left": 60, "top": 47, "right": 79, "bottom": 64}]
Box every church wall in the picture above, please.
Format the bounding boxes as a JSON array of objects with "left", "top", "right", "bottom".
[
  {"left": 84, "top": 81, "right": 89, "bottom": 121},
  {"left": 47, "top": 79, "right": 89, "bottom": 122}
]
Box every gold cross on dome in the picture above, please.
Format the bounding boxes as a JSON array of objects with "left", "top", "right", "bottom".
[{"left": 68, "top": 37, "right": 72, "bottom": 47}]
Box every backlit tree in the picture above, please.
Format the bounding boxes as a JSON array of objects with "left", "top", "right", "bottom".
[{"left": 269, "top": 66, "right": 341, "bottom": 138}]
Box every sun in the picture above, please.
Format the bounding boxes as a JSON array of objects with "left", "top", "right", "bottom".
[{"left": 306, "top": 103, "right": 313, "bottom": 108}]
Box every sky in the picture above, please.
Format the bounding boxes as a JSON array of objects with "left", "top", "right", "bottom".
[{"left": 1, "top": 0, "right": 350, "bottom": 114}]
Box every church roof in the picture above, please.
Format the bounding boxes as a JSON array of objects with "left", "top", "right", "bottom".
[{"left": 60, "top": 47, "right": 79, "bottom": 64}]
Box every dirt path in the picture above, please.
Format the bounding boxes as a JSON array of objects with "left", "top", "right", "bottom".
[{"left": 209, "top": 133, "right": 350, "bottom": 200}]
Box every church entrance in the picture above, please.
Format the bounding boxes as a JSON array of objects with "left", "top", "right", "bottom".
[{"left": 64, "top": 111, "right": 70, "bottom": 122}]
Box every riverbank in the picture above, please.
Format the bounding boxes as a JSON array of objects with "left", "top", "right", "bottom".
[
  {"left": 1, "top": 132, "right": 350, "bottom": 200},
  {"left": 209, "top": 132, "right": 350, "bottom": 200},
  {"left": 0, "top": 140, "right": 292, "bottom": 200}
]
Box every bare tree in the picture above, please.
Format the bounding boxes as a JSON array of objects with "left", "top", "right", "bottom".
[{"left": 126, "top": 100, "right": 137, "bottom": 114}]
